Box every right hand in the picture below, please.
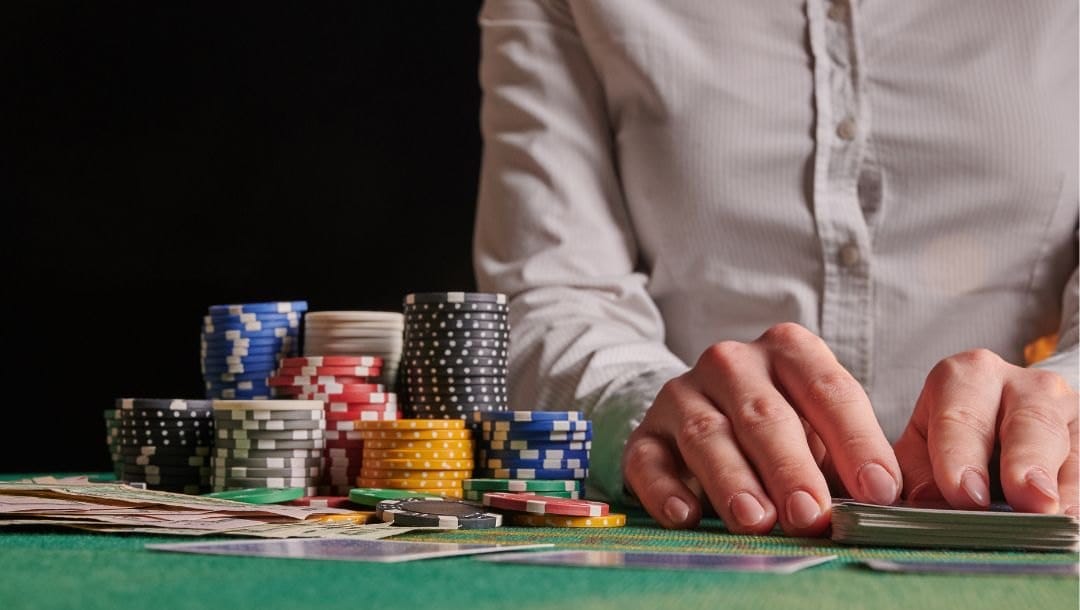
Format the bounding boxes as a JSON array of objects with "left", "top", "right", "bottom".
[{"left": 622, "top": 323, "right": 902, "bottom": 535}]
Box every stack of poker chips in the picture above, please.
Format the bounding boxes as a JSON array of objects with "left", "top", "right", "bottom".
[
  {"left": 356, "top": 420, "right": 475, "bottom": 499},
  {"left": 103, "top": 408, "right": 122, "bottom": 479},
  {"left": 401, "top": 292, "right": 510, "bottom": 419},
  {"left": 116, "top": 398, "right": 214, "bottom": 494},
  {"left": 464, "top": 411, "right": 591, "bottom": 502},
  {"left": 267, "top": 356, "right": 397, "bottom": 495},
  {"left": 201, "top": 301, "right": 307, "bottom": 400},
  {"left": 301, "top": 311, "right": 403, "bottom": 391},
  {"left": 211, "top": 400, "right": 325, "bottom": 495}
]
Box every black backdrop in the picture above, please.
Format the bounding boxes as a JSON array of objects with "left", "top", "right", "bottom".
[{"left": 3, "top": 2, "right": 486, "bottom": 472}]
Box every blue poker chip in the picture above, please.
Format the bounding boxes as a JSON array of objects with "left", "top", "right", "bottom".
[
  {"left": 484, "top": 439, "right": 593, "bottom": 452},
  {"left": 200, "top": 354, "right": 282, "bottom": 367},
  {"left": 479, "top": 457, "right": 590, "bottom": 470},
  {"left": 206, "top": 390, "right": 272, "bottom": 400},
  {"left": 202, "top": 371, "right": 277, "bottom": 383},
  {"left": 201, "top": 334, "right": 298, "bottom": 346},
  {"left": 471, "top": 411, "right": 584, "bottom": 423},
  {"left": 201, "top": 327, "right": 300, "bottom": 340},
  {"left": 206, "top": 311, "right": 302, "bottom": 323},
  {"left": 200, "top": 345, "right": 289, "bottom": 358},
  {"left": 208, "top": 301, "right": 309, "bottom": 315},
  {"left": 204, "top": 380, "right": 272, "bottom": 392},
  {"left": 479, "top": 429, "right": 593, "bottom": 442},
  {"left": 202, "top": 319, "right": 299, "bottom": 333},
  {"left": 477, "top": 448, "right": 591, "bottom": 461},
  {"left": 474, "top": 467, "right": 589, "bottom": 480},
  {"left": 479, "top": 420, "right": 592, "bottom": 433}
]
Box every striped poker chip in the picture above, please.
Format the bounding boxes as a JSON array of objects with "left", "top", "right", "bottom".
[
  {"left": 508, "top": 512, "right": 626, "bottom": 528},
  {"left": 214, "top": 438, "right": 325, "bottom": 450},
  {"left": 215, "top": 408, "right": 325, "bottom": 421},
  {"left": 479, "top": 429, "right": 592, "bottom": 442},
  {"left": 404, "top": 292, "right": 507, "bottom": 306},
  {"left": 214, "top": 418, "right": 323, "bottom": 431},
  {"left": 478, "top": 448, "right": 590, "bottom": 462},
  {"left": 208, "top": 301, "right": 308, "bottom": 315},
  {"left": 481, "top": 492, "right": 608, "bottom": 517},
  {"left": 480, "top": 458, "right": 588, "bottom": 471},
  {"left": 485, "top": 439, "right": 591, "bottom": 452},
  {"left": 471, "top": 411, "right": 584, "bottom": 423},
  {"left": 362, "top": 458, "right": 474, "bottom": 471},
  {"left": 286, "top": 496, "right": 356, "bottom": 508},
  {"left": 376, "top": 498, "right": 502, "bottom": 529},
  {"left": 476, "top": 468, "right": 589, "bottom": 481},
  {"left": 214, "top": 448, "right": 323, "bottom": 459},
  {"left": 462, "top": 479, "right": 581, "bottom": 492},
  {"left": 362, "top": 448, "right": 471, "bottom": 460},
  {"left": 280, "top": 355, "right": 383, "bottom": 368},
  {"left": 212, "top": 456, "right": 323, "bottom": 469},
  {"left": 215, "top": 428, "right": 324, "bottom": 441},
  {"left": 117, "top": 398, "right": 214, "bottom": 411},
  {"left": 212, "top": 399, "right": 324, "bottom": 412},
  {"left": 213, "top": 466, "right": 321, "bottom": 479},
  {"left": 480, "top": 420, "right": 591, "bottom": 433}
]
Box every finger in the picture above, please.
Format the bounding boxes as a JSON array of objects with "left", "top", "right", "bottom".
[
  {"left": 924, "top": 350, "right": 1004, "bottom": 509},
  {"left": 998, "top": 371, "right": 1073, "bottom": 513},
  {"left": 622, "top": 428, "right": 701, "bottom": 529},
  {"left": 761, "top": 323, "right": 901, "bottom": 506},
  {"left": 893, "top": 418, "right": 944, "bottom": 504},
  {"left": 693, "top": 340, "right": 830, "bottom": 536},
  {"left": 1060, "top": 419, "right": 1079, "bottom": 517}
]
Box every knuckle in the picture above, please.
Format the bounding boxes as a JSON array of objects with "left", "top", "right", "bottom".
[
  {"left": 730, "top": 395, "right": 798, "bottom": 434},
  {"left": 759, "top": 322, "right": 812, "bottom": 348},
  {"left": 1026, "top": 369, "right": 1068, "bottom": 395},
  {"left": 801, "top": 370, "right": 862, "bottom": 411},
  {"left": 676, "top": 411, "right": 730, "bottom": 451},
  {"left": 698, "top": 341, "right": 747, "bottom": 376},
  {"left": 1001, "top": 407, "right": 1069, "bottom": 445},
  {"left": 934, "top": 406, "right": 995, "bottom": 442},
  {"left": 936, "top": 349, "right": 1000, "bottom": 379},
  {"left": 622, "top": 438, "right": 661, "bottom": 475}
]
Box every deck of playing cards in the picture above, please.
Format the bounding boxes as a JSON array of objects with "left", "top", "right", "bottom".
[{"left": 831, "top": 501, "right": 1080, "bottom": 552}]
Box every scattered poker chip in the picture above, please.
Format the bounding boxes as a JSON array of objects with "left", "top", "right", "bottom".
[
  {"left": 214, "top": 418, "right": 323, "bottom": 431},
  {"left": 404, "top": 292, "right": 508, "bottom": 305},
  {"left": 362, "top": 458, "right": 474, "bottom": 471},
  {"left": 208, "top": 302, "right": 308, "bottom": 316},
  {"left": 482, "top": 492, "right": 608, "bottom": 517},
  {"left": 355, "top": 477, "right": 466, "bottom": 490},
  {"left": 480, "top": 420, "right": 591, "bottom": 432},
  {"left": 215, "top": 428, "right": 324, "bottom": 441},
  {"left": 212, "top": 399, "right": 324, "bottom": 411},
  {"left": 376, "top": 498, "right": 502, "bottom": 529},
  {"left": 462, "top": 490, "right": 581, "bottom": 502},
  {"left": 478, "top": 449, "right": 591, "bottom": 461},
  {"left": 462, "top": 479, "right": 582, "bottom": 492},
  {"left": 480, "top": 458, "right": 588, "bottom": 470},
  {"left": 306, "top": 512, "right": 378, "bottom": 525},
  {"left": 362, "top": 449, "right": 472, "bottom": 460},
  {"left": 353, "top": 419, "right": 465, "bottom": 431},
  {"left": 362, "top": 439, "right": 474, "bottom": 450},
  {"left": 201, "top": 486, "right": 307, "bottom": 503},
  {"left": 475, "top": 468, "right": 589, "bottom": 480},
  {"left": 359, "top": 469, "right": 471, "bottom": 480},
  {"left": 508, "top": 513, "right": 626, "bottom": 528},
  {"left": 354, "top": 429, "right": 472, "bottom": 441}
]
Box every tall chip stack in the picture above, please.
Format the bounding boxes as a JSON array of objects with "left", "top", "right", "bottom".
[
  {"left": 116, "top": 398, "right": 214, "bottom": 494},
  {"left": 301, "top": 311, "right": 403, "bottom": 391},
  {"left": 464, "top": 411, "right": 590, "bottom": 503},
  {"left": 401, "top": 292, "right": 510, "bottom": 419},
  {"left": 267, "top": 356, "right": 396, "bottom": 496},
  {"left": 211, "top": 400, "right": 325, "bottom": 495},
  {"left": 201, "top": 301, "right": 307, "bottom": 400},
  {"left": 103, "top": 408, "right": 122, "bottom": 479},
  {"left": 356, "top": 420, "right": 474, "bottom": 498}
]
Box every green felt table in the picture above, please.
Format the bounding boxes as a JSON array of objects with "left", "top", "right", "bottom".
[{"left": 1, "top": 474, "right": 1077, "bottom": 610}]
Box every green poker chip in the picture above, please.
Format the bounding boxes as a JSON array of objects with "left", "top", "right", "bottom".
[
  {"left": 348, "top": 488, "right": 446, "bottom": 507},
  {"left": 461, "top": 478, "right": 582, "bottom": 492},
  {"left": 201, "top": 487, "right": 305, "bottom": 504}
]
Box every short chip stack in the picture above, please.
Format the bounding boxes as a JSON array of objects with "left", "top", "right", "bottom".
[
  {"left": 116, "top": 398, "right": 214, "bottom": 494},
  {"left": 268, "top": 355, "right": 397, "bottom": 496},
  {"left": 211, "top": 399, "right": 325, "bottom": 495},
  {"left": 356, "top": 419, "right": 475, "bottom": 499},
  {"left": 301, "top": 311, "right": 403, "bottom": 391},
  {"left": 201, "top": 301, "right": 307, "bottom": 400},
  {"left": 103, "top": 408, "right": 122, "bottom": 479},
  {"left": 464, "top": 410, "right": 591, "bottom": 503},
  {"left": 401, "top": 292, "right": 510, "bottom": 419}
]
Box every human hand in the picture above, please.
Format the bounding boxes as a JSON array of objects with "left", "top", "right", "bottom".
[
  {"left": 622, "top": 323, "right": 901, "bottom": 535},
  {"left": 894, "top": 349, "right": 1079, "bottom": 515}
]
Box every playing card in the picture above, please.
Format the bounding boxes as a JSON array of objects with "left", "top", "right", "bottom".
[
  {"left": 476, "top": 549, "right": 836, "bottom": 574},
  {"left": 146, "top": 538, "right": 552, "bottom": 562},
  {"left": 863, "top": 559, "right": 1079, "bottom": 577}
]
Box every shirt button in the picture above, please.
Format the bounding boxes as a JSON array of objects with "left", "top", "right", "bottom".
[
  {"left": 836, "top": 118, "right": 857, "bottom": 141},
  {"left": 839, "top": 243, "right": 861, "bottom": 267},
  {"left": 827, "top": 2, "right": 848, "bottom": 22}
]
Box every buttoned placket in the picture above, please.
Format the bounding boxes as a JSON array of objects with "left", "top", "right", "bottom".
[{"left": 807, "top": 0, "right": 875, "bottom": 389}]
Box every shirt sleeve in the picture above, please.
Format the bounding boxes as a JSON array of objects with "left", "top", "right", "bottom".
[
  {"left": 472, "top": 0, "right": 689, "bottom": 502},
  {"left": 1032, "top": 260, "right": 1079, "bottom": 391}
]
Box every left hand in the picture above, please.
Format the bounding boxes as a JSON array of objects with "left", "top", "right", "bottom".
[{"left": 894, "top": 349, "right": 1079, "bottom": 515}]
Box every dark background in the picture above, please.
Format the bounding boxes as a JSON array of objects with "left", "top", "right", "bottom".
[{"left": 2, "top": 2, "right": 486, "bottom": 472}]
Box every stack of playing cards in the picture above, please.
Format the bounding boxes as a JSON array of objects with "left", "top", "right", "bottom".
[{"left": 831, "top": 501, "right": 1080, "bottom": 552}]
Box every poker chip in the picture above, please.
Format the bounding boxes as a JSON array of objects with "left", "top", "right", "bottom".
[
  {"left": 286, "top": 496, "right": 356, "bottom": 508},
  {"left": 214, "top": 466, "right": 321, "bottom": 478},
  {"left": 120, "top": 445, "right": 212, "bottom": 457},
  {"left": 480, "top": 420, "right": 591, "bottom": 433},
  {"left": 348, "top": 488, "right": 446, "bottom": 506},
  {"left": 123, "top": 454, "right": 210, "bottom": 467},
  {"left": 355, "top": 477, "right": 466, "bottom": 489},
  {"left": 362, "top": 449, "right": 472, "bottom": 460},
  {"left": 375, "top": 498, "right": 502, "bottom": 529},
  {"left": 213, "top": 400, "right": 323, "bottom": 411},
  {"left": 122, "top": 464, "right": 212, "bottom": 477},
  {"left": 362, "top": 458, "right": 474, "bottom": 470},
  {"left": 485, "top": 440, "right": 592, "bottom": 451},
  {"left": 480, "top": 458, "right": 588, "bottom": 470},
  {"left": 359, "top": 469, "right": 471, "bottom": 480},
  {"left": 201, "top": 487, "right": 306, "bottom": 504},
  {"left": 116, "top": 397, "right": 214, "bottom": 493},
  {"left": 118, "top": 398, "right": 215, "bottom": 412},
  {"left": 289, "top": 391, "right": 394, "bottom": 404},
  {"left": 478, "top": 449, "right": 591, "bottom": 461},
  {"left": 405, "top": 292, "right": 507, "bottom": 305},
  {"left": 202, "top": 303, "right": 306, "bottom": 400},
  {"left": 462, "top": 489, "right": 581, "bottom": 502},
  {"left": 353, "top": 429, "right": 472, "bottom": 440},
  {"left": 362, "top": 439, "right": 474, "bottom": 450},
  {"left": 480, "top": 429, "right": 592, "bottom": 442},
  {"left": 209, "top": 302, "right": 308, "bottom": 316},
  {"left": 476, "top": 468, "right": 589, "bottom": 480},
  {"left": 216, "top": 428, "right": 324, "bottom": 441},
  {"left": 277, "top": 365, "right": 381, "bottom": 377},
  {"left": 353, "top": 419, "right": 465, "bottom": 430},
  {"left": 508, "top": 513, "right": 627, "bottom": 528},
  {"left": 214, "top": 448, "right": 323, "bottom": 459},
  {"left": 215, "top": 476, "right": 319, "bottom": 489},
  {"left": 462, "top": 479, "right": 582, "bottom": 492},
  {"left": 214, "top": 418, "right": 323, "bottom": 431},
  {"left": 213, "top": 456, "right": 323, "bottom": 469},
  {"left": 482, "top": 492, "right": 609, "bottom": 517},
  {"left": 214, "top": 438, "right": 324, "bottom": 450}
]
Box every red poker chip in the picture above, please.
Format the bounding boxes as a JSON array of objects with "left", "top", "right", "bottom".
[
  {"left": 277, "top": 366, "right": 382, "bottom": 377},
  {"left": 324, "top": 439, "right": 366, "bottom": 449},
  {"left": 269, "top": 376, "right": 382, "bottom": 388},
  {"left": 481, "top": 492, "right": 609, "bottom": 517},
  {"left": 281, "top": 356, "right": 384, "bottom": 368},
  {"left": 325, "top": 408, "right": 399, "bottom": 421},
  {"left": 274, "top": 383, "right": 386, "bottom": 395},
  {"left": 286, "top": 496, "right": 356, "bottom": 508},
  {"left": 291, "top": 391, "right": 397, "bottom": 404}
]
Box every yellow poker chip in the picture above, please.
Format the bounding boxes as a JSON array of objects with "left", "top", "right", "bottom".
[
  {"left": 508, "top": 512, "right": 627, "bottom": 528},
  {"left": 362, "top": 458, "right": 475, "bottom": 471},
  {"left": 355, "top": 429, "right": 473, "bottom": 441},
  {"left": 307, "top": 511, "right": 378, "bottom": 525},
  {"left": 356, "top": 477, "right": 466, "bottom": 489},
  {"left": 359, "top": 469, "right": 472, "bottom": 480},
  {"left": 363, "top": 439, "right": 475, "bottom": 450},
  {"left": 362, "top": 449, "right": 473, "bottom": 460},
  {"left": 353, "top": 419, "right": 466, "bottom": 431}
]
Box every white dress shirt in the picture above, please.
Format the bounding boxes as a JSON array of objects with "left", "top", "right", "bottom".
[{"left": 473, "top": 0, "right": 1079, "bottom": 501}]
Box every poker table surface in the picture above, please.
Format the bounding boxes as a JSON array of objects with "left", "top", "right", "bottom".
[{"left": 2, "top": 474, "right": 1076, "bottom": 610}]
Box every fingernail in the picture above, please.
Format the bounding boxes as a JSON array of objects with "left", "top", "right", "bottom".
[
  {"left": 663, "top": 496, "right": 690, "bottom": 525},
  {"left": 730, "top": 492, "right": 766, "bottom": 528},
  {"left": 857, "top": 462, "right": 898, "bottom": 505},
  {"left": 961, "top": 469, "right": 990, "bottom": 507},
  {"left": 1025, "top": 468, "right": 1059, "bottom": 503},
  {"left": 786, "top": 490, "right": 822, "bottom": 529}
]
